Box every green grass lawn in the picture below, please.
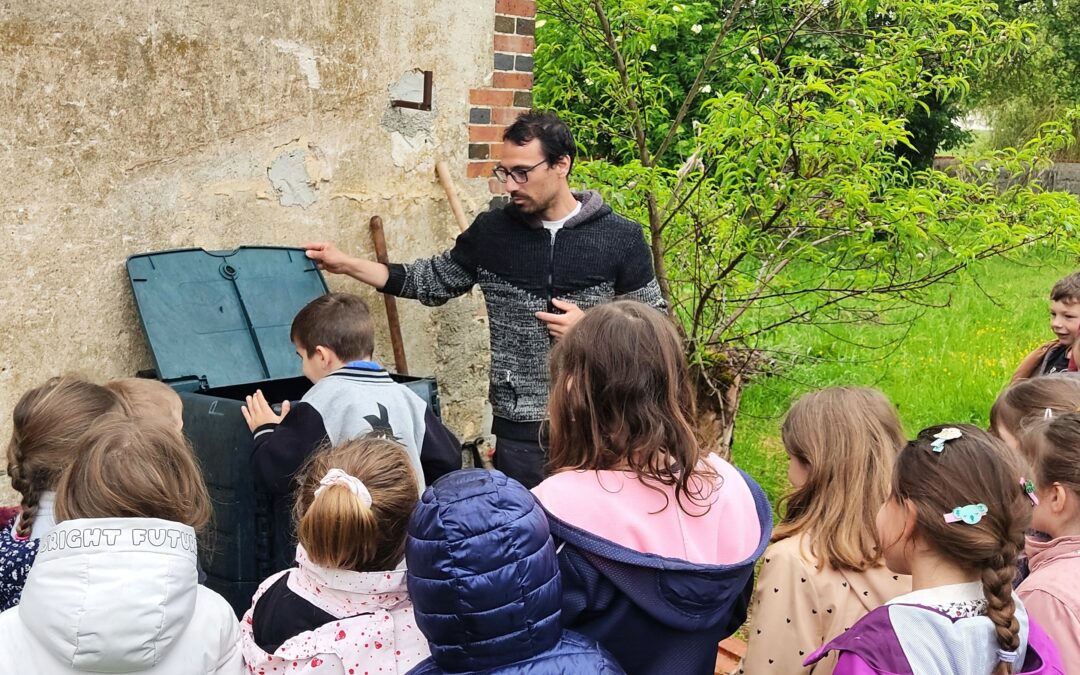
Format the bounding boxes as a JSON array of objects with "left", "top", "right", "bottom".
[{"left": 730, "top": 251, "right": 1078, "bottom": 507}]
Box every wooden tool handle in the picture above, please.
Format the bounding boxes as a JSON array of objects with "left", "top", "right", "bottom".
[
  {"left": 369, "top": 216, "right": 409, "bottom": 375},
  {"left": 436, "top": 161, "right": 471, "bottom": 233}
]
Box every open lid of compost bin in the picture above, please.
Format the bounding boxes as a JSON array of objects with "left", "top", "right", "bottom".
[{"left": 126, "top": 247, "right": 329, "bottom": 391}]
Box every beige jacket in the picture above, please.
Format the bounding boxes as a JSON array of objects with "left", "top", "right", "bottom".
[{"left": 735, "top": 534, "right": 911, "bottom": 675}]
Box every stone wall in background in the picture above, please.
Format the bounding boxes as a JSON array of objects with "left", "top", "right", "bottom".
[
  {"left": 934, "top": 157, "right": 1080, "bottom": 197},
  {"left": 0, "top": 0, "right": 531, "bottom": 504}
]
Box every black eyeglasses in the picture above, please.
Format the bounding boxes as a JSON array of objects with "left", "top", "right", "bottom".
[{"left": 492, "top": 160, "right": 547, "bottom": 184}]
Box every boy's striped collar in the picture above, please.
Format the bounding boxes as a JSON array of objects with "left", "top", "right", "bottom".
[{"left": 328, "top": 363, "right": 392, "bottom": 381}]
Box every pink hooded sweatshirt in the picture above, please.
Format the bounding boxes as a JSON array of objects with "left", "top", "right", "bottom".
[
  {"left": 240, "top": 547, "right": 429, "bottom": 674},
  {"left": 1019, "top": 534, "right": 1080, "bottom": 672}
]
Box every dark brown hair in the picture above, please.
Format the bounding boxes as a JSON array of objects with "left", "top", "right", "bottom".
[
  {"left": 290, "top": 293, "right": 374, "bottom": 362},
  {"left": 295, "top": 436, "right": 419, "bottom": 572},
  {"left": 503, "top": 109, "right": 576, "bottom": 174},
  {"left": 775, "top": 387, "right": 906, "bottom": 571},
  {"left": 547, "top": 300, "right": 711, "bottom": 510},
  {"left": 6, "top": 376, "right": 127, "bottom": 538},
  {"left": 989, "top": 374, "right": 1080, "bottom": 460},
  {"left": 1051, "top": 271, "right": 1080, "bottom": 303},
  {"left": 1024, "top": 412, "right": 1080, "bottom": 498},
  {"left": 892, "top": 425, "right": 1029, "bottom": 675},
  {"left": 55, "top": 413, "right": 212, "bottom": 531}
]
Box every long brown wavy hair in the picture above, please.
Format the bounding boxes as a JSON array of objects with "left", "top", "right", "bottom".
[
  {"left": 546, "top": 300, "right": 713, "bottom": 510},
  {"left": 773, "top": 387, "right": 906, "bottom": 571},
  {"left": 891, "top": 425, "right": 1029, "bottom": 675}
]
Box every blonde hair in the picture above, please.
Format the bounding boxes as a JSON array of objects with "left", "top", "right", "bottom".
[
  {"left": 105, "top": 378, "right": 182, "bottom": 426},
  {"left": 990, "top": 374, "right": 1080, "bottom": 460},
  {"left": 6, "top": 376, "right": 127, "bottom": 539},
  {"left": 55, "top": 413, "right": 211, "bottom": 531},
  {"left": 774, "top": 387, "right": 906, "bottom": 571},
  {"left": 295, "top": 437, "right": 419, "bottom": 572}
]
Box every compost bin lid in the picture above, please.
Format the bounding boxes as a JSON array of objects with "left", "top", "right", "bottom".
[{"left": 127, "top": 247, "right": 329, "bottom": 390}]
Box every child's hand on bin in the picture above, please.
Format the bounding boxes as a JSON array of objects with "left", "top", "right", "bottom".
[{"left": 241, "top": 390, "right": 291, "bottom": 432}]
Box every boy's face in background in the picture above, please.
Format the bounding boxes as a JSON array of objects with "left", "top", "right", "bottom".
[{"left": 1050, "top": 299, "right": 1080, "bottom": 346}]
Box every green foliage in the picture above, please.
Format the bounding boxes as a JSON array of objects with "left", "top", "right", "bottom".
[
  {"left": 978, "top": 0, "right": 1080, "bottom": 159},
  {"left": 733, "top": 251, "right": 1076, "bottom": 505},
  {"left": 535, "top": 0, "right": 1080, "bottom": 366}
]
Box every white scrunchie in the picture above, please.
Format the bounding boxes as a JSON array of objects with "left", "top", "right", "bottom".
[
  {"left": 997, "top": 648, "right": 1019, "bottom": 664},
  {"left": 314, "top": 468, "right": 373, "bottom": 508}
]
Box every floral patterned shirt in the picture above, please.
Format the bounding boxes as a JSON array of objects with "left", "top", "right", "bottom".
[{"left": 0, "top": 510, "right": 39, "bottom": 611}]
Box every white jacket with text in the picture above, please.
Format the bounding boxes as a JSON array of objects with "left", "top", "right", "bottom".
[{"left": 0, "top": 517, "right": 243, "bottom": 674}]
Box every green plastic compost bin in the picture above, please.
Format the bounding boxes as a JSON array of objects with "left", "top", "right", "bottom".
[{"left": 126, "top": 246, "right": 441, "bottom": 615}]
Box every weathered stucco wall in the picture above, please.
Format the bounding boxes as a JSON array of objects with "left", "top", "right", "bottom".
[{"left": 0, "top": 1, "right": 500, "bottom": 502}]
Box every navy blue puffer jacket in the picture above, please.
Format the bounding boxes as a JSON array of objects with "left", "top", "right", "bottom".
[{"left": 405, "top": 469, "right": 625, "bottom": 674}]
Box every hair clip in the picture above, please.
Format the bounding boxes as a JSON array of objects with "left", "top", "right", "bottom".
[
  {"left": 944, "top": 503, "right": 988, "bottom": 525},
  {"left": 930, "top": 427, "right": 963, "bottom": 453},
  {"left": 1020, "top": 478, "right": 1040, "bottom": 505},
  {"left": 1045, "top": 408, "right": 1054, "bottom": 421}
]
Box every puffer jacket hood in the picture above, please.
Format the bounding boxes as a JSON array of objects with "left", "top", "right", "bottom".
[
  {"left": 404, "top": 470, "right": 565, "bottom": 672},
  {"left": 0, "top": 517, "right": 242, "bottom": 674}
]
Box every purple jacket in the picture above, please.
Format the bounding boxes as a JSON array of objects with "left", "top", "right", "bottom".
[{"left": 806, "top": 602, "right": 1064, "bottom": 674}]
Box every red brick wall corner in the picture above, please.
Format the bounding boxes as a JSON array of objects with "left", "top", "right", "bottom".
[{"left": 468, "top": 0, "right": 537, "bottom": 193}]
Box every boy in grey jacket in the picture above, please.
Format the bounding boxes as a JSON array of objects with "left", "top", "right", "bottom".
[{"left": 242, "top": 293, "right": 460, "bottom": 496}]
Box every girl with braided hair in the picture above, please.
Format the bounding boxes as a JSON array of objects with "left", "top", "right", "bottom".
[
  {"left": 806, "top": 425, "right": 1064, "bottom": 674},
  {"left": 0, "top": 376, "right": 125, "bottom": 610}
]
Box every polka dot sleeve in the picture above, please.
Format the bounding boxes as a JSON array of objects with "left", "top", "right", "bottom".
[{"left": 737, "top": 541, "right": 823, "bottom": 674}]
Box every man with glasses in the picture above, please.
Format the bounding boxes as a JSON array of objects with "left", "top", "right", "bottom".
[{"left": 304, "top": 110, "right": 664, "bottom": 487}]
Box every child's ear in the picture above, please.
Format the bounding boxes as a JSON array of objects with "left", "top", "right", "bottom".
[
  {"left": 901, "top": 499, "right": 920, "bottom": 543},
  {"left": 1051, "top": 482, "right": 1074, "bottom": 516},
  {"left": 313, "top": 345, "right": 333, "bottom": 365}
]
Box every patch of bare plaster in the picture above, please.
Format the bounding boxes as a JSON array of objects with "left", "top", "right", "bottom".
[
  {"left": 267, "top": 142, "right": 330, "bottom": 208},
  {"left": 272, "top": 39, "right": 321, "bottom": 89},
  {"left": 380, "top": 70, "right": 439, "bottom": 172},
  {"left": 389, "top": 131, "right": 437, "bottom": 173}
]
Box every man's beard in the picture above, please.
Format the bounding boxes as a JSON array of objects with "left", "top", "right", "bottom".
[{"left": 510, "top": 192, "right": 550, "bottom": 216}]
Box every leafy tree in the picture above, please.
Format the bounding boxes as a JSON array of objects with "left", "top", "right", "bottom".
[
  {"left": 978, "top": 0, "right": 1080, "bottom": 158},
  {"left": 535, "top": 0, "right": 1080, "bottom": 453}
]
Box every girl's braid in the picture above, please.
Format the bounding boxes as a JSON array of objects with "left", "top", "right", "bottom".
[
  {"left": 6, "top": 431, "right": 39, "bottom": 540},
  {"left": 982, "top": 541, "right": 1022, "bottom": 675}
]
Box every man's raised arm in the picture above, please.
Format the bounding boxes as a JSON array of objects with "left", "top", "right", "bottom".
[{"left": 304, "top": 241, "right": 390, "bottom": 289}]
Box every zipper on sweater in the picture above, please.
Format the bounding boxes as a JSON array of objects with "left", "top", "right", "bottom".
[{"left": 546, "top": 229, "right": 557, "bottom": 314}]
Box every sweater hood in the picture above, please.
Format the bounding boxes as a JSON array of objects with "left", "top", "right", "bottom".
[
  {"left": 19, "top": 517, "right": 199, "bottom": 672},
  {"left": 506, "top": 189, "right": 608, "bottom": 229},
  {"left": 1027, "top": 533, "right": 1080, "bottom": 572},
  {"left": 405, "top": 469, "right": 562, "bottom": 672},
  {"left": 540, "top": 463, "right": 772, "bottom": 633}
]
